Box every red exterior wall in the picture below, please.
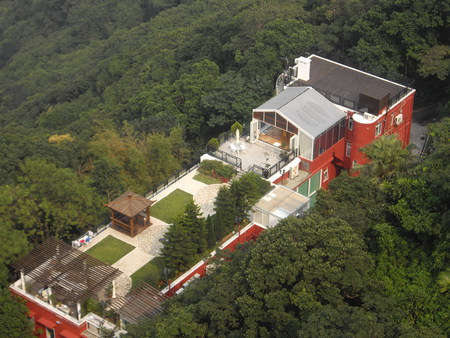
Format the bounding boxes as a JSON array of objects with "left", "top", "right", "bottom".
[
  {"left": 10, "top": 288, "right": 87, "bottom": 338},
  {"left": 344, "top": 91, "right": 415, "bottom": 170}
]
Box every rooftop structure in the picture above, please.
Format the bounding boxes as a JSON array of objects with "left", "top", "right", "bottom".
[
  {"left": 255, "top": 87, "right": 346, "bottom": 138},
  {"left": 252, "top": 185, "right": 309, "bottom": 227},
  {"left": 288, "top": 55, "right": 410, "bottom": 113},
  {"left": 106, "top": 191, "right": 155, "bottom": 237},
  {"left": 110, "top": 282, "right": 168, "bottom": 325}
]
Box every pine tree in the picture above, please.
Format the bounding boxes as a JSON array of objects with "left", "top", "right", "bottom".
[
  {"left": 206, "top": 215, "right": 216, "bottom": 248},
  {"left": 214, "top": 186, "right": 236, "bottom": 233},
  {"left": 179, "top": 201, "right": 206, "bottom": 254},
  {"left": 213, "top": 213, "right": 225, "bottom": 242},
  {"left": 161, "top": 222, "right": 194, "bottom": 275}
]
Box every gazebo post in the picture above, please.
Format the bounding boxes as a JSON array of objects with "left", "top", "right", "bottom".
[
  {"left": 146, "top": 206, "right": 150, "bottom": 226},
  {"left": 130, "top": 217, "right": 135, "bottom": 237},
  {"left": 112, "top": 280, "right": 116, "bottom": 299}
]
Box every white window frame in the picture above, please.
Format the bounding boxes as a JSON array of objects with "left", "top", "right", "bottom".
[
  {"left": 375, "top": 122, "right": 382, "bottom": 137},
  {"left": 348, "top": 117, "right": 353, "bottom": 131},
  {"left": 345, "top": 142, "right": 351, "bottom": 157},
  {"left": 323, "top": 168, "right": 329, "bottom": 182}
]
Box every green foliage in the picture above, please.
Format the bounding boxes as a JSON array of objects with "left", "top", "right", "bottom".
[
  {"left": 206, "top": 215, "right": 217, "bottom": 247},
  {"left": 0, "top": 288, "right": 33, "bottom": 338},
  {"left": 314, "top": 172, "right": 387, "bottom": 238},
  {"left": 214, "top": 172, "right": 271, "bottom": 234},
  {"left": 0, "top": 159, "right": 102, "bottom": 243},
  {"left": 230, "top": 121, "right": 243, "bottom": 135},
  {"left": 131, "top": 257, "right": 165, "bottom": 289},
  {"left": 206, "top": 137, "right": 219, "bottom": 152},
  {"left": 85, "top": 235, "right": 135, "bottom": 265},
  {"left": 357, "top": 134, "right": 414, "bottom": 180},
  {"left": 151, "top": 189, "right": 193, "bottom": 224},
  {"left": 198, "top": 160, "right": 235, "bottom": 180},
  {"left": 161, "top": 201, "right": 206, "bottom": 276}
]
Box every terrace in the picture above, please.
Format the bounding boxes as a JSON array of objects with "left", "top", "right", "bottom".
[{"left": 216, "top": 138, "right": 285, "bottom": 172}]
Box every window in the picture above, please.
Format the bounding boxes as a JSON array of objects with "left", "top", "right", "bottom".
[
  {"left": 323, "top": 168, "right": 329, "bottom": 181},
  {"left": 375, "top": 122, "right": 382, "bottom": 137},
  {"left": 45, "top": 327, "right": 55, "bottom": 338},
  {"left": 348, "top": 117, "right": 353, "bottom": 131},
  {"left": 345, "top": 142, "right": 351, "bottom": 157}
]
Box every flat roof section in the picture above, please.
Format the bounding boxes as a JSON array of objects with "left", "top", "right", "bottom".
[
  {"left": 255, "top": 87, "right": 345, "bottom": 138},
  {"left": 254, "top": 185, "right": 309, "bottom": 218},
  {"left": 294, "top": 55, "right": 406, "bottom": 106}
]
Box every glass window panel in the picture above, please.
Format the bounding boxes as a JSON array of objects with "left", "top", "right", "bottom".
[
  {"left": 254, "top": 111, "right": 263, "bottom": 121},
  {"left": 276, "top": 114, "right": 287, "bottom": 129},
  {"left": 265, "top": 111, "right": 275, "bottom": 125}
]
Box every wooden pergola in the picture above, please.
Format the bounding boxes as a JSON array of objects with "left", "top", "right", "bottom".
[
  {"left": 106, "top": 191, "right": 155, "bottom": 237},
  {"left": 110, "top": 282, "right": 168, "bottom": 324},
  {"left": 11, "top": 238, "right": 123, "bottom": 317}
]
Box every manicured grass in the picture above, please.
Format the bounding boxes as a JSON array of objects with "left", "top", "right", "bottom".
[
  {"left": 151, "top": 189, "right": 193, "bottom": 223},
  {"left": 193, "top": 172, "right": 223, "bottom": 185},
  {"left": 131, "top": 257, "right": 165, "bottom": 289},
  {"left": 85, "top": 235, "right": 135, "bottom": 265}
]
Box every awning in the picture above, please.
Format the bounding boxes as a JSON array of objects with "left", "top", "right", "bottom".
[
  {"left": 60, "top": 329, "right": 80, "bottom": 338},
  {"left": 37, "top": 317, "right": 56, "bottom": 329}
]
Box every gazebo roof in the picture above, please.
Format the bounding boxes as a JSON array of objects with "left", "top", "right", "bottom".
[{"left": 106, "top": 191, "right": 155, "bottom": 217}]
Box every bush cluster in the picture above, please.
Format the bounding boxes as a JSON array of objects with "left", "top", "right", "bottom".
[{"left": 199, "top": 160, "right": 235, "bottom": 180}]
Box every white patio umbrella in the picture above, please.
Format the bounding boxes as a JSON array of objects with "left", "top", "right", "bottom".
[{"left": 235, "top": 128, "right": 240, "bottom": 144}]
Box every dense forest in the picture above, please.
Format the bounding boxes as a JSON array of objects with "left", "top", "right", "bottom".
[{"left": 0, "top": 0, "right": 449, "bottom": 336}]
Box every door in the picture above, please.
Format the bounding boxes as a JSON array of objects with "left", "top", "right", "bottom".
[{"left": 290, "top": 134, "right": 298, "bottom": 153}]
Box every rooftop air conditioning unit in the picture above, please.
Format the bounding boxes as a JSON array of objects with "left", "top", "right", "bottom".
[
  {"left": 290, "top": 165, "right": 299, "bottom": 179},
  {"left": 395, "top": 114, "right": 403, "bottom": 125},
  {"left": 363, "top": 112, "right": 373, "bottom": 120}
]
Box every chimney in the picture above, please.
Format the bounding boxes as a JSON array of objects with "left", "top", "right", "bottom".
[{"left": 295, "top": 57, "right": 311, "bottom": 81}]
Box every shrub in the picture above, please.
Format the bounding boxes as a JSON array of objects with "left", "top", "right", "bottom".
[
  {"left": 231, "top": 121, "right": 243, "bottom": 135},
  {"left": 207, "top": 137, "right": 219, "bottom": 151},
  {"left": 199, "top": 160, "right": 235, "bottom": 180}
]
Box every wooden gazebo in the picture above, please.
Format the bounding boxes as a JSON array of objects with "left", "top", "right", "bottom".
[{"left": 106, "top": 191, "right": 155, "bottom": 237}]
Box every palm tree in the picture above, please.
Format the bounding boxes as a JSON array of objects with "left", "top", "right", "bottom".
[
  {"left": 356, "top": 134, "right": 415, "bottom": 180},
  {"left": 437, "top": 268, "right": 450, "bottom": 293}
]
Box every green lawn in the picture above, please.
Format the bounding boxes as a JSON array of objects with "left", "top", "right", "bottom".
[
  {"left": 151, "top": 189, "right": 193, "bottom": 223},
  {"left": 85, "top": 235, "right": 135, "bottom": 265},
  {"left": 131, "top": 257, "right": 165, "bottom": 289},
  {"left": 193, "top": 172, "right": 223, "bottom": 185}
]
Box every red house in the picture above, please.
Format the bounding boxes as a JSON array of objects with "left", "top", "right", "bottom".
[{"left": 247, "top": 54, "right": 415, "bottom": 205}]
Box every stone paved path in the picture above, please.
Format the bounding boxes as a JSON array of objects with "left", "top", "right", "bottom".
[
  {"left": 193, "top": 183, "right": 228, "bottom": 217},
  {"left": 112, "top": 248, "right": 154, "bottom": 276}
]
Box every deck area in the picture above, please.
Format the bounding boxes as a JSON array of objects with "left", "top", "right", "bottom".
[{"left": 219, "top": 139, "right": 284, "bottom": 172}]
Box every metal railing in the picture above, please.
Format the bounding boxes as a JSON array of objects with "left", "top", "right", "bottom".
[
  {"left": 387, "top": 87, "right": 413, "bottom": 110},
  {"left": 144, "top": 160, "right": 200, "bottom": 200},
  {"left": 248, "top": 149, "right": 297, "bottom": 178},
  {"left": 208, "top": 149, "right": 242, "bottom": 169}
]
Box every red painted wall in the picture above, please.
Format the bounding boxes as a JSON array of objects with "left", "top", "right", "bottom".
[
  {"left": 344, "top": 92, "right": 415, "bottom": 170},
  {"left": 10, "top": 288, "right": 87, "bottom": 338}
]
